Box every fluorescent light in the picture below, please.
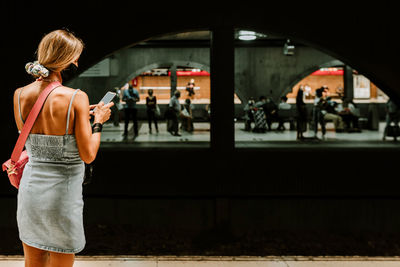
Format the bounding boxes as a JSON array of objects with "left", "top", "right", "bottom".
[
  {"left": 239, "top": 30, "right": 256, "bottom": 36},
  {"left": 237, "top": 30, "right": 260, "bottom": 41},
  {"left": 238, "top": 35, "right": 257, "bottom": 41}
]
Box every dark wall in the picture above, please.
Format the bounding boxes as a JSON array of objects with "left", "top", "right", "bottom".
[
  {"left": 66, "top": 45, "right": 338, "bottom": 105},
  {"left": 1, "top": 3, "right": 400, "bottom": 255},
  {"left": 2, "top": 4, "right": 400, "bottom": 141}
]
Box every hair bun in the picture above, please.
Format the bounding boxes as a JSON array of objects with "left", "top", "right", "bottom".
[{"left": 25, "top": 61, "right": 49, "bottom": 78}]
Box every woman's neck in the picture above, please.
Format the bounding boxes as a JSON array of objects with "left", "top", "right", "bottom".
[{"left": 38, "top": 72, "right": 62, "bottom": 83}]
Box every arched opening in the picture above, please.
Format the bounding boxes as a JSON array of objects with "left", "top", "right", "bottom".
[
  {"left": 66, "top": 30, "right": 213, "bottom": 144},
  {"left": 283, "top": 60, "right": 344, "bottom": 97},
  {"left": 233, "top": 28, "right": 397, "bottom": 144},
  {"left": 65, "top": 27, "right": 400, "bottom": 145}
]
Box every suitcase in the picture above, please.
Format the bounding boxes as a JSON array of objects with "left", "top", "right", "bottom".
[{"left": 253, "top": 108, "right": 267, "bottom": 132}]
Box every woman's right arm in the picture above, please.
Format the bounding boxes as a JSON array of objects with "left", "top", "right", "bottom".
[{"left": 74, "top": 91, "right": 112, "bottom": 164}]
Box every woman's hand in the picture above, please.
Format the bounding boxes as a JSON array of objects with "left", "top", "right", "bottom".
[
  {"left": 93, "top": 101, "right": 114, "bottom": 124},
  {"left": 89, "top": 104, "right": 97, "bottom": 117}
]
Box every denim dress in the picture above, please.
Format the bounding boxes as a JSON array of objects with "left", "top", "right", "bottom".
[{"left": 17, "top": 89, "right": 86, "bottom": 254}]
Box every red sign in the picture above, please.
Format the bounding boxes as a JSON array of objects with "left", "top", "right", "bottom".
[
  {"left": 311, "top": 69, "right": 343, "bottom": 76},
  {"left": 168, "top": 70, "right": 210, "bottom": 76}
]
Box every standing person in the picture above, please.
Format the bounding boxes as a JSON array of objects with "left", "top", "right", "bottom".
[
  {"left": 12, "top": 29, "right": 113, "bottom": 267},
  {"left": 312, "top": 87, "right": 327, "bottom": 139},
  {"left": 383, "top": 98, "right": 400, "bottom": 141},
  {"left": 146, "top": 89, "right": 159, "bottom": 134},
  {"left": 243, "top": 97, "right": 255, "bottom": 131},
  {"left": 296, "top": 85, "right": 308, "bottom": 139},
  {"left": 186, "top": 78, "right": 195, "bottom": 98},
  {"left": 122, "top": 84, "right": 140, "bottom": 138},
  {"left": 181, "top": 98, "right": 194, "bottom": 132},
  {"left": 111, "top": 86, "right": 121, "bottom": 126},
  {"left": 167, "top": 90, "right": 181, "bottom": 136},
  {"left": 263, "top": 97, "right": 278, "bottom": 131}
]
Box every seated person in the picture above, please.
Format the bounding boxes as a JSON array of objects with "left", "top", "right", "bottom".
[
  {"left": 243, "top": 98, "right": 256, "bottom": 131},
  {"left": 323, "top": 97, "right": 345, "bottom": 132},
  {"left": 277, "top": 96, "right": 292, "bottom": 131},
  {"left": 337, "top": 98, "right": 361, "bottom": 132},
  {"left": 253, "top": 96, "right": 268, "bottom": 133}
]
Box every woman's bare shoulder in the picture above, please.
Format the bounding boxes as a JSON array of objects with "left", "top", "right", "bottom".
[
  {"left": 68, "top": 87, "right": 89, "bottom": 105},
  {"left": 13, "top": 87, "right": 21, "bottom": 98},
  {"left": 49, "top": 86, "right": 87, "bottom": 101},
  {"left": 13, "top": 82, "right": 33, "bottom": 95},
  {"left": 57, "top": 85, "right": 81, "bottom": 94}
]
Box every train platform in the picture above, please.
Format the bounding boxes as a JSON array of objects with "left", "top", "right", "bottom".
[
  {"left": 99, "top": 121, "right": 400, "bottom": 149},
  {"left": 0, "top": 256, "right": 399, "bottom": 267}
]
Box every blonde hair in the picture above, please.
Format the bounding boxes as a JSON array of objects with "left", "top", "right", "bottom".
[{"left": 35, "top": 29, "right": 84, "bottom": 74}]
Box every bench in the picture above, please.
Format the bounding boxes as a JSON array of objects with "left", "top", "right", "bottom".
[
  {"left": 192, "top": 108, "right": 210, "bottom": 122},
  {"left": 276, "top": 109, "right": 297, "bottom": 130}
]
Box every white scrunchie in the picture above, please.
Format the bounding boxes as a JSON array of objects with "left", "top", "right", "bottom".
[{"left": 25, "top": 61, "right": 50, "bottom": 78}]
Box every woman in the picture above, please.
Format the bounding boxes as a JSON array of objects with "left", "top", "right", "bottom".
[
  {"left": 185, "top": 79, "right": 195, "bottom": 98},
  {"left": 296, "top": 85, "right": 307, "bottom": 139},
  {"left": 180, "top": 98, "right": 194, "bottom": 132},
  {"left": 13, "top": 29, "right": 113, "bottom": 267},
  {"left": 145, "top": 89, "right": 159, "bottom": 133},
  {"left": 167, "top": 90, "right": 181, "bottom": 136},
  {"left": 383, "top": 98, "right": 399, "bottom": 141},
  {"left": 312, "top": 87, "right": 327, "bottom": 139}
]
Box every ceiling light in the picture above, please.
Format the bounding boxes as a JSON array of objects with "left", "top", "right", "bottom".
[
  {"left": 238, "top": 35, "right": 257, "bottom": 41},
  {"left": 238, "top": 30, "right": 257, "bottom": 41}
]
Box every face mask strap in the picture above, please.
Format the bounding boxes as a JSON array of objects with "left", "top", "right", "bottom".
[{"left": 61, "top": 62, "right": 79, "bottom": 80}]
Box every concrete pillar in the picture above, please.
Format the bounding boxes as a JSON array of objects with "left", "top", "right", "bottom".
[
  {"left": 170, "top": 65, "right": 177, "bottom": 97},
  {"left": 210, "top": 24, "right": 234, "bottom": 152},
  {"left": 343, "top": 65, "right": 354, "bottom": 100}
]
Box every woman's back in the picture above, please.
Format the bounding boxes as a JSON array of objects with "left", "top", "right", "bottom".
[{"left": 15, "top": 81, "right": 78, "bottom": 136}]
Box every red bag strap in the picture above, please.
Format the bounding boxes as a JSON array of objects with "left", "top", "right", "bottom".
[{"left": 11, "top": 81, "right": 62, "bottom": 163}]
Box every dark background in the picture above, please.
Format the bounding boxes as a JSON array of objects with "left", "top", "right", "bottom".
[{"left": 0, "top": 2, "right": 400, "bottom": 256}]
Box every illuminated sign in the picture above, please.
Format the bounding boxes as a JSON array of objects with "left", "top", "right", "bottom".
[{"left": 311, "top": 68, "right": 343, "bottom": 76}]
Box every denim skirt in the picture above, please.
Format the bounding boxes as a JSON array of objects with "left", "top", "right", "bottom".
[{"left": 17, "top": 134, "right": 85, "bottom": 254}]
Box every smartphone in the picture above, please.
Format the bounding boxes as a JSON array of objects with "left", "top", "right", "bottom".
[{"left": 92, "top": 91, "right": 116, "bottom": 112}]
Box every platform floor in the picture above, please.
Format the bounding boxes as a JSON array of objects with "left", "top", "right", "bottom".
[
  {"left": 100, "top": 121, "right": 399, "bottom": 145},
  {"left": 0, "top": 256, "right": 399, "bottom": 267}
]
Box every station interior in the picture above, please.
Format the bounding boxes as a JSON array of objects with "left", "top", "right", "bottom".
[
  {"left": 1, "top": 4, "right": 400, "bottom": 261},
  {"left": 66, "top": 30, "right": 397, "bottom": 145}
]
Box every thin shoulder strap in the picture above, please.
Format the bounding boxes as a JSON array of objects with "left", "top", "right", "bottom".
[
  {"left": 18, "top": 88, "right": 25, "bottom": 123},
  {"left": 65, "top": 89, "right": 80, "bottom": 135}
]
